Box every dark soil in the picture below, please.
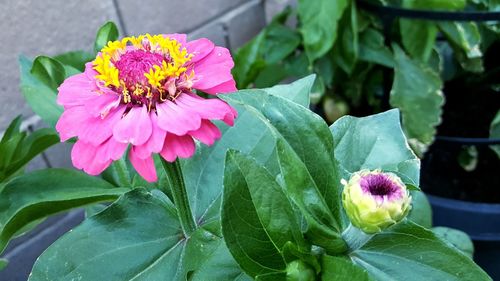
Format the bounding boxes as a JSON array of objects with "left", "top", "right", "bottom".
[{"left": 420, "top": 43, "right": 500, "bottom": 203}]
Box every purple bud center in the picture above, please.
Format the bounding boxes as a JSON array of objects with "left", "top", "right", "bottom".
[{"left": 360, "top": 174, "right": 402, "bottom": 200}]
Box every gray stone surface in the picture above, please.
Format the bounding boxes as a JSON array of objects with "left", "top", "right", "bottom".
[
  {"left": 0, "top": 0, "right": 121, "bottom": 132},
  {"left": 116, "top": 0, "right": 249, "bottom": 36},
  {"left": 224, "top": 0, "right": 267, "bottom": 49},
  {"left": 188, "top": 21, "right": 228, "bottom": 48}
]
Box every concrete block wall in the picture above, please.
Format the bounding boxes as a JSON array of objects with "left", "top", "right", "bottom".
[{"left": 0, "top": 0, "right": 293, "bottom": 280}]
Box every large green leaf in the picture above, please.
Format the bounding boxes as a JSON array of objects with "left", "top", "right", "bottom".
[
  {"left": 331, "top": 109, "right": 420, "bottom": 184},
  {"left": 261, "top": 74, "right": 314, "bottom": 108},
  {"left": 321, "top": 255, "right": 372, "bottom": 281},
  {"left": 298, "top": 0, "right": 349, "bottom": 62},
  {"left": 19, "top": 56, "right": 64, "bottom": 127},
  {"left": 275, "top": 139, "right": 347, "bottom": 253},
  {"left": 390, "top": 46, "right": 444, "bottom": 146},
  {"left": 29, "top": 189, "right": 248, "bottom": 281},
  {"left": 350, "top": 221, "right": 490, "bottom": 281},
  {"left": 222, "top": 151, "right": 306, "bottom": 277},
  {"left": 182, "top": 77, "right": 314, "bottom": 228},
  {"left": 433, "top": 227, "right": 474, "bottom": 259},
  {"left": 0, "top": 169, "right": 127, "bottom": 254}
]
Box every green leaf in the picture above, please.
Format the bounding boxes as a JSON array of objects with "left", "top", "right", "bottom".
[
  {"left": 254, "top": 64, "right": 288, "bottom": 88},
  {"left": 406, "top": 0, "right": 466, "bottom": 10},
  {"left": 298, "top": 0, "right": 349, "bottom": 62},
  {"left": 30, "top": 189, "right": 247, "bottom": 281},
  {"left": 30, "top": 56, "right": 66, "bottom": 91},
  {"left": 433, "top": 227, "right": 474, "bottom": 258},
  {"left": 321, "top": 255, "right": 372, "bottom": 281},
  {"left": 400, "top": 15, "right": 437, "bottom": 62},
  {"left": 54, "top": 50, "right": 95, "bottom": 72},
  {"left": 350, "top": 221, "right": 490, "bottom": 281},
  {"left": 407, "top": 191, "right": 432, "bottom": 228},
  {"left": 4, "top": 128, "right": 59, "bottom": 178},
  {"left": 275, "top": 139, "right": 347, "bottom": 253},
  {"left": 331, "top": 109, "right": 420, "bottom": 184},
  {"left": 0, "top": 116, "right": 22, "bottom": 145},
  {"left": 222, "top": 150, "right": 305, "bottom": 277},
  {"left": 264, "top": 24, "right": 301, "bottom": 64},
  {"left": 232, "top": 32, "right": 266, "bottom": 88},
  {"left": 19, "top": 56, "right": 63, "bottom": 127},
  {"left": 261, "top": 74, "right": 315, "bottom": 107},
  {"left": 94, "top": 21, "right": 119, "bottom": 54},
  {"left": 0, "top": 169, "right": 127, "bottom": 254},
  {"left": 332, "top": 2, "right": 359, "bottom": 74},
  {"left": 0, "top": 258, "right": 7, "bottom": 271},
  {"left": 390, "top": 45, "right": 444, "bottom": 145},
  {"left": 489, "top": 110, "right": 500, "bottom": 158},
  {"left": 358, "top": 28, "right": 394, "bottom": 67},
  {"left": 439, "top": 22, "right": 482, "bottom": 60},
  {"left": 181, "top": 77, "right": 322, "bottom": 234}
]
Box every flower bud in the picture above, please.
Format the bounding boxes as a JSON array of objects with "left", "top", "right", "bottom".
[
  {"left": 342, "top": 170, "right": 411, "bottom": 234},
  {"left": 286, "top": 260, "right": 315, "bottom": 281}
]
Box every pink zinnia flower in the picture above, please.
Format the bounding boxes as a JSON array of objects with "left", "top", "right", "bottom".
[{"left": 56, "top": 34, "right": 237, "bottom": 182}]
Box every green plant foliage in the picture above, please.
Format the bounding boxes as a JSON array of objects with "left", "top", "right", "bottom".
[
  {"left": 94, "top": 21, "right": 119, "bottom": 54},
  {"left": 0, "top": 117, "right": 59, "bottom": 182},
  {"left": 298, "top": 0, "right": 349, "bottom": 62},
  {"left": 29, "top": 189, "right": 249, "bottom": 281},
  {"left": 433, "top": 226, "right": 475, "bottom": 258},
  {"left": 0, "top": 169, "right": 127, "bottom": 254},
  {"left": 390, "top": 46, "right": 444, "bottom": 146},
  {"left": 350, "top": 221, "right": 489, "bottom": 280},
  {"left": 489, "top": 110, "right": 500, "bottom": 158}
]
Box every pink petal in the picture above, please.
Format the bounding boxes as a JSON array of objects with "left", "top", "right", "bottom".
[
  {"left": 189, "top": 120, "right": 221, "bottom": 146},
  {"left": 193, "top": 47, "right": 235, "bottom": 91},
  {"left": 95, "top": 137, "right": 128, "bottom": 163},
  {"left": 85, "top": 92, "right": 121, "bottom": 117},
  {"left": 156, "top": 100, "right": 201, "bottom": 135},
  {"left": 113, "top": 106, "right": 152, "bottom": 146},
  {"left": 186, "top": 38, "right": 215, "bottom": 63},
  {"left": 84, "top": 62, "right": 98, "bottom": 80},
  {"left": 129, "top": 147, "right": 158, "bottom": 182},
  {"left": 133, "top": 113, "right": 167, "bottom": 159},
  {"left": 175, "top": 93, "right": 237, "bottom": 125},
  {"left": 71, "top": 140, "right": 111, "bottom": 175},
  {"left": 57, "top": 73, "right": 97, "bottom": 108},
  {"left": 202, "top": 79, "right": 237, "bottom": 95},
  {"left": 56, "top": 106, "right": 92, "bottom": 142},
  {"left": 160, "top": 134, "right": 196, "bottom": 162},
  {"left": 79, "top": 106, "right": 126, "bottom": 146}
]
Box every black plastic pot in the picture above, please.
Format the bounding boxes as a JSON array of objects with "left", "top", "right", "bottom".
[{"left": 428, "top": 194, "right": 500, "bottom": 279}]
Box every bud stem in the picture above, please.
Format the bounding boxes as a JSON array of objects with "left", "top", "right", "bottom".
[
  {"left": 342, "top": 224, "right": 372, "bottom": 251},
  {"left": 161, "top": 158, "right": 196, "bottom": 236}
]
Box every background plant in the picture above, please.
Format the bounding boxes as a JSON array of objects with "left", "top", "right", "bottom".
[{"left": 232, "top": 0, "right": 500, "bottom": 155}]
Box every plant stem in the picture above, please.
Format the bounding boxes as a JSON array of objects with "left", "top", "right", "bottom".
[{"left": 161, "top": 158, "right": 196, "bottom": 236}]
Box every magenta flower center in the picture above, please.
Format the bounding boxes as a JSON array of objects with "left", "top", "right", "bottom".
[
  {"left": 360, "top": 174, "right": 403, "bottom": 200},
  {"left": 115, "top": 50, "right": 165, "bottom": 87}
]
